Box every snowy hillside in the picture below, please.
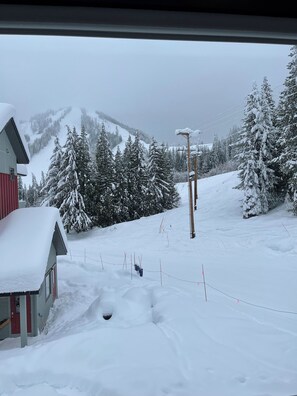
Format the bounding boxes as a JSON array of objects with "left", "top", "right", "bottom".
[
  {"left": 1, "top": 171, "right": 296, "bottom": 396},
  {"left": 20, "top": 107, "right": 151, "bottom": 181}
]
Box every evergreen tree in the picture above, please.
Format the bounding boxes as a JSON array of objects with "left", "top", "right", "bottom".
[
  {"left": 160, "top": 144, "right": 180, "bottom": 210},
  {"left": 114, "top": 147, "right": 129, "bottom": 222},
  {"left": 26, "top": 174, "right": 39, "bottom": 207},
  {"left": 262, "top": 76, "right": 276, "bottom": 124},
  {"left": 276, "top": 45, "right": 297, "bottom": 214},
  {"left": 124, "top": 133, "right": 147, "bottom": 219},
  {"left": 18, "top": 176, "right": 25, "bottom": 202},
  {"left": 146, "top": 140, "right": 179, "bottom": 214},
  {"left": 38, "top": 171, "right": 46, "bottom": 203},
  {"left": 236, "top": 83, "right": 263, "bottom": 217},
  {"left": 94, "top": 123, "right": 115, "bottom": 226},
  {"left": 257, "top": 78, "right": 277, "bottom": 210},
  {"left": 146, "top": 138, "right": 164, "bottom": 215},
  {"left": 211, "top": 135, "right": 223, "bottom": 168},
  {"left": 76, "top": 125, "right": 94, "bottom": 216},
  {"left": 242, "top": 150, "right": 262, "bottom": 219},
  {"left": 41, "top": 137, "right": 63, "bottom": 207},
  {"left": 56, "top": 126, "right": 92, "bottom": 232}
]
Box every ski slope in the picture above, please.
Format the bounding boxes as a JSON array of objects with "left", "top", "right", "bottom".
[
  {"left": 21, "top": 107, "right": 150, "bottom": 182},
  {"left": 0, "top": 171, "right": 296, "bottom": 396}
]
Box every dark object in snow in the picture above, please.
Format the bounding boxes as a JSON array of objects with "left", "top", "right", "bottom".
[
  {"left": 134, "top": 264, "right": 143, "bottom": 277},
  {"left": 103, "top": 313, "right": 112, "bottom": 320}
]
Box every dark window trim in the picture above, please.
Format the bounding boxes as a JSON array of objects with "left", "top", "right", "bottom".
[{"left": 1, "top": 4, "right": 297, "bottom": 44}]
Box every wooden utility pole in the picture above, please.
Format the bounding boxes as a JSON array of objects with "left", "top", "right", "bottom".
[
  {"left": 193, "top": 154, "right": 198, "bottom": 210},
  {"left": 176, "top": 128, "right": 199, "bottom": 239},
  {"left": 186, "top": 134, "right": 195, "bottom": 238}
]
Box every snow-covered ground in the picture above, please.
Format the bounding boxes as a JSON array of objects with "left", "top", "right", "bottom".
[{"left": 1, "top": 171, "right": 297, "bottom": 396}]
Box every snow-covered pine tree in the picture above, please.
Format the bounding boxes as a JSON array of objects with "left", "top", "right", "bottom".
[
  {"left": 146, "top": 138, "right": 164, "bottom": 215},
  {"left": 276, "top": 46, "right": 297, "bottom": 214},
  {"left": 26, "top": 174, "right": 39, "bottom": 207},
  {"left": 262, "top": 76, "right": 276, "bottom": 124},
  {"left": 122, "top": 135, "right": 135, "bottom": 220},
  {"left": 41, "top": 136, "right": 63, "bottom": 207},
  {"left": 18, "top": 176, "right": 25, "bottom": 202},
  {"left": 56, "top": 126, "right": 92, "bottom": 233},
  {"left": 129, "top": 133, "right": 148, "bottom": 219},
  {"left": 236, "top": 83, "right": 262, "bottom": 218},
  {"left": 38, "top": 171, "right": 46, "bottom": 203},
  {"left": 160, "top": 144, "right": 180, "bottom": 210},
  {"left": 114, "top": 147, "right": 129, "bottom": 222},
  {"left": 242, "top": 150, "right": 262, "bottom": 219},
  {"left": 211, "top": 135, "right": 225, "bottom": 168},
  {"left": 258, "top": 77, "right": 277, "bottom": 210},
  {"left": 94, "top": 123, "right": 115, "bottom": 227},
  {"left": 237, "top": 82, "right": 276, "bottom": 216},
  {"left": 146, "top": 140, "right": 179, "bottom": 214},
  {"left": 76, "top": 125, "right": 94, "bottom": 217}
]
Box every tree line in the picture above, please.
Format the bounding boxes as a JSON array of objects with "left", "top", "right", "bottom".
[
  {"left": 20, "top": 124, "right": 179, "bottom": 232},
  {"left": 168, "top": 45, "right": 297, "bottom": 218},
  {"left": 236, "top": 46, "right": 297, "bottom": 218}
]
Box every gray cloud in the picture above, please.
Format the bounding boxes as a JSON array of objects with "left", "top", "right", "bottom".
[{"left": 0, "top": 36, "right": 290, "bottom": 144}]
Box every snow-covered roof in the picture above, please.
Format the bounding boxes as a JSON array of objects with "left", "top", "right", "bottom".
[
  {"left": 0, "top": 207, "right": 68, "bottom": 294},
  {"left": 0, "top": 103, "right": 30, "bottom": 164},
  {"left": 0, "top": 103, "right": 15, "bottom": 133},
  {"left": 17, "top": 164, "right": 28, "bottom": 176}
]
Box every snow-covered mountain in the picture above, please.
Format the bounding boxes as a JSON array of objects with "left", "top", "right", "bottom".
[{"left": 20, "top": 107, "right": 151, "bottom": 181}]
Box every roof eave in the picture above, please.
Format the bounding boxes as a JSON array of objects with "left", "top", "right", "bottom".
[
  {"left": 0, "top": 290, "right": 39, "bottom": 297},
  {"left": 5, "top": 118, "right": 30, "bottom": 165},
  {"left": 53, "top": 222, "right": 68, "bottom": 256}
]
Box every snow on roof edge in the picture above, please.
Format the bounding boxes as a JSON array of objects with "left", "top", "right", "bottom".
[{"left": 17, "top": 164, "right": 28, "bottom": 176}]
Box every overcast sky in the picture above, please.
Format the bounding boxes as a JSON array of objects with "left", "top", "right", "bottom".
[{"left": 0, "top": 35, "right": 291, "bottom": 144}]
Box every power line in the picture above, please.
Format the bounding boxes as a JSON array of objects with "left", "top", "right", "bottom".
[{"left": 197, "top": 78, "right": 297, "bottom": 135}]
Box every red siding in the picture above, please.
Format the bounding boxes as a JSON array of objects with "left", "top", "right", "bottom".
[{"left": 0, "top": 173, "right": 18, "bottom": 220}]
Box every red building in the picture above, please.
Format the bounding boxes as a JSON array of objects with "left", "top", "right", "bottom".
[{"left": 0, "top": 104, "right": 30, "bottom": 220}]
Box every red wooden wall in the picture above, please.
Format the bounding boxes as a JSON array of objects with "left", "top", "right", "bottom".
[{"left": 0, "top": 173, "right": 18, "bottom": 220}]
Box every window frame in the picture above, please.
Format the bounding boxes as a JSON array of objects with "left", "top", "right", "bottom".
[{"left": 45, "top": 270, "right": 52, "bottom": 300}]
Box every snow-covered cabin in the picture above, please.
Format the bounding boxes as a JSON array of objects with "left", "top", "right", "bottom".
[{"left": 0, "top": 104, "right": 67, "bottom": 346}]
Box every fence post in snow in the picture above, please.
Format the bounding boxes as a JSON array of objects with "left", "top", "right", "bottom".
[
  {"left": 160, "top": 260, "right": 163, "bottom": 287},
  {"left": 130, "top": 254, "right": 133, "bottom": 280},
  {"left": 202, "top": 264, "right": 208, "bottom": 302},
  {"left": 100, "top": 254, "right": 104, "bottom": 271},
  {"left": 123, "top": 252, "right": 127, "bottom": 271}
]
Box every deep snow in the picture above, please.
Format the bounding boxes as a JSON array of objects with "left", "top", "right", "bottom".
[{"left": 0, "top": 171, "right": 296, "bottom": 396}]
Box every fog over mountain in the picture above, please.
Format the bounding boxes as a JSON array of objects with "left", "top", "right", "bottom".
[
  {"left": 0, "top": 36, "right": 290, "bottom": 144},
  {"left": 21, "top": 106, "right": 151, "bottom": 181}
]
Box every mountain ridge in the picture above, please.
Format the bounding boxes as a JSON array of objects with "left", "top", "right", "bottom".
[{"left": 19, "top": 107, "right": 152, "bottom": 181}]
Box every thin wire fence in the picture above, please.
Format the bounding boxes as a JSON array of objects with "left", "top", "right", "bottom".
[{"left": 66, "top": 248, "right": 297, "bottom": 316}]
